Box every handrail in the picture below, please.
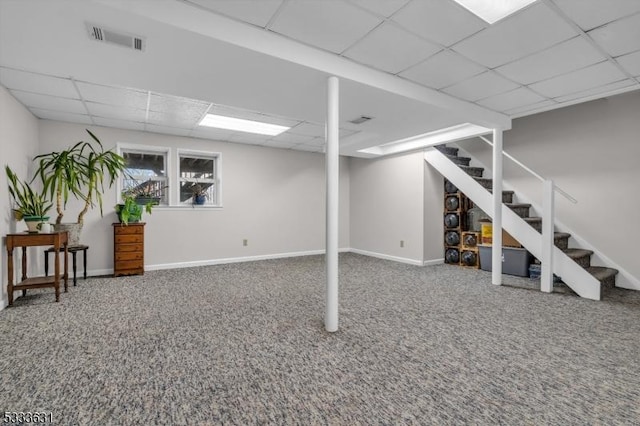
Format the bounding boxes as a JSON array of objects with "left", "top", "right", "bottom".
[{"left": 478, "top": 136, "right": 577, "bottom": 204}]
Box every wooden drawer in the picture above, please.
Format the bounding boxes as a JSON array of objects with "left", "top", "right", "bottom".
[
  {"left": 114, "top": 267, "right": 144, "bottom": 277},
  {"left": 115, "top": 251, "right": 143, "bottom": 261},
  {"left": 115, "top": 259, "right": 143, "bottom": 270},
  {"left": 114, "top": 225, "right": 144, "bottom": 235},
  {"left": 115, "top": 243, "right": 143, "bottom": 253},
  {"left": 115, "top": 234, "right": 143, "bottom": 244}
]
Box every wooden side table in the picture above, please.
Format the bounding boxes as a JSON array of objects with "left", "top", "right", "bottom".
[{"left": 5, "top": 231, "right": 69, "bottom": 306}]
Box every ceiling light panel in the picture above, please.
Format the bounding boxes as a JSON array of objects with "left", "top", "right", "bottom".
[
  {"left": 0, "top": 67, "right": 77, "bottom": 98},
  {"left": 442, "top": 71, "right": 519, "bottom": 102},
  {"left": 29, "top": 108, "right": 92, "bottom": 124},
  {"left": 495, "top": 36, "right": 605, "bottom": 85},
  {"left": 476, "top": 87, "right": 547, "bottom": 112},
  {"left": 269, "top": 0, "right": 381, "bottom": 53},
  {"left": 399, "top": 50, "right": 485, "bottom": 89},
  {"left": 452, "top": 0, "right": 537, "bottom": 24},
  {"left": 616, "top": 50, "right": 640, "bottom": 76},
  {"left": 151, "top": 109, "right": 209, "bottom": 129},
  {"left": 93, "top": 117, "right": 145, "bottom": 132},
  {"left": 452, "top": 3, "right": 577, "bottom": 68},
  {"left": 10, "top": 91, "right": 86, "bottom": 114},
  {"left": 554, "top": 79, "right": 637, "bottom": 103},
  {"left": 348, "top": 0, "right": 410, "bottom": 18},
  {"left": 588, "top": 13, "right": 640, "bottom": 57},
  {"left": 392, "top": 0, "right": 486, "bottom": 47},
  {"left": 200, "top": 114, "right": 290, "bottom": 136},
  {"left": 553, "top": 0, "right": 640, "bottom": 31},
  {"left": 210, "top": 105, "right": 300, "bottom": 128},
  {"left": 344, "top": 23, "right": 441, "bottom": 74},
  {"left": 528, "top": 61, "right": 628, "bottom": 98},
  {"left": 186, "top": 0, "right": 283, "bottom": 28},
  {"left": 76, "top": 81, "right": 148, "bottom": 109},
  {"left": 86, "top": 102, "right": 147, "bottom": 122}
]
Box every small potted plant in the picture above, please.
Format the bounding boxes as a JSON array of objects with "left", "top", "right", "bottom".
[
  {"left": 6, "top": 165, "right": 53, "bottom": 232},
  {"left": 191, "top": 183, "right": 208, "bottom": 205},
  {"left": 115, "top": 193, "right": 153, "bottom": 225}
]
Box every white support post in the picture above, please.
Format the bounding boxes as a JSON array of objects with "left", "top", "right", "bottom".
[
  {"left": 325, "top": 76, "right": 339, "bottom": 332},
  {"left": 492, "top": 129, "right": 503, "bottom": 285},
  {"left": 541, "top": 180, "right": 554, "bottom": 293}
]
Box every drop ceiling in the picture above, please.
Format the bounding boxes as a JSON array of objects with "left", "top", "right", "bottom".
[{"left": 0, "top": 0, "right": 639, "bottom": 157}]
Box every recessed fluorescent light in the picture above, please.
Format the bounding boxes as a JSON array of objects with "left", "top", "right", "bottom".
[
  {"left": 453, "top": 0, "right": 537, "bottom": 24},
  {"left": 199, "top": 114, "right": 290, "bottom": 136}
]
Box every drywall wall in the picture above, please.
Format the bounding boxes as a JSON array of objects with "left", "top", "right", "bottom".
[
  {"left": 349, "top": 151, "right": 425, "bottom": 264},
  {"left": 0, "top": 86, "right": 40, "bottom": 308},
  {"left": 424, "top": 160, "right": 444, "bottom": 264},
  {"left": 458, "top": 90, "right": 640, "bottom": 287},
  {"left": 37, "top": 120, "right": 350, "bottom": 274}
]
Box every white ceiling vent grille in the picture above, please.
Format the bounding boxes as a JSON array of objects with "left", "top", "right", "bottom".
[{"left": 86, "top": 23, "right": 145, "bottom": 51}]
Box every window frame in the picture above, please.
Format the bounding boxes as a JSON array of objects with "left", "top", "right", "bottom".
[
  {"left": 176, "top": 149, "right": 222, "bottom": 208},
  {"left": 116, "top": 143, "right": 172, "bottom": 205}
]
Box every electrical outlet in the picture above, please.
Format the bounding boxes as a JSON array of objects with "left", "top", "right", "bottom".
[
  {"left": 400, "top": 240, "right": 404, "bottom": 248},
  {"left": 243, "top": 239, "right": 248, "bottom": 246}
]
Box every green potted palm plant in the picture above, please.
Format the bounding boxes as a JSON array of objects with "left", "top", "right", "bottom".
[
  {"left": 5, "top": 165, "right": 53, "bottom": 232},
  {"left": 33, "top": 129, "right": 126, "bottom": 244},
  {"left": 115, "top": 192, "right": 154, "bottom": 225}
]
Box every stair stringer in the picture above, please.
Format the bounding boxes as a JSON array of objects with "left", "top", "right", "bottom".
[{"left": 425, "top": 148, "right": 600, "bottom": 300}]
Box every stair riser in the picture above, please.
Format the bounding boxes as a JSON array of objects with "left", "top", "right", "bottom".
[
  {"left": 571, "top": 255, "right": 591, "bottom": 269},
  {"left": 527, "top": 220, "right": 542, "bottom": 233},
  {"left": 600, "top": 275, "right": 616, "bottom": 290},
  {"left": 554, "top": 236, "right": 569, "bottom": 250},
  {"left": 509, "top": 206, "right": 530, "bottom": 218},
  {"left": 462, "top": 167, "right": 484, "bottom": 178},
  {"left": 476, "top": 179, "right": 492, "bottom": 190},
  {"left": 449, "top": 156, "right": 471, "bottom": 166},
  {"left": 502, "top": 192, "right": 513, "bottom": 204}
]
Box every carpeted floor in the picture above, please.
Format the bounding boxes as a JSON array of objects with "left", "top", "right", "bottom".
[{"left": 1, "top": 253, "right": 639, "bottom": 425}]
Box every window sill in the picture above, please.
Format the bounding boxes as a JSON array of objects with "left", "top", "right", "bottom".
[{"left": 152, "top": 205, "right": 223, "bottom": 211}]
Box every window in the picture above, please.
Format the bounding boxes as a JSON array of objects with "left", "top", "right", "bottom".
[
  {"left": 178, "top": 150, "right": 220, "bottom": 206},
  {"left": 118, "top": 146, "right": 169, "bottom": 205}
]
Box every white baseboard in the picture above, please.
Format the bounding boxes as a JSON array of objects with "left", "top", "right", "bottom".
[
  {"left": 348, "top": 248, "right": 425, "bottom": 266},
  {"left": 423, "top": 258, "right": 445, "bottom": 266}
]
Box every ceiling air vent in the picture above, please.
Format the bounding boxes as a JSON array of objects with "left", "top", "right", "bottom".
[
  {"left": 86, "top": 23, "right": 145, "bottom": 52},
  {"left": 349, "top": 116, "right": 373, "bottom": 125}
]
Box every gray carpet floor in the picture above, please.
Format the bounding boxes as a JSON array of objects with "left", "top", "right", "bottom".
[{"left": 1, "top": 253, "right": 639, "bottom": 425}]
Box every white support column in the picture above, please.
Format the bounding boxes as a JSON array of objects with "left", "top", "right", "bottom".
[
  {"left": 492, "top": 129, "right": 503, "bottom": 285},
  {"left": 541, "top": 180, "right": 554, "bottom": 293},
  {"left": 325, "top": 76, "right": 339, "bottom": 332}
]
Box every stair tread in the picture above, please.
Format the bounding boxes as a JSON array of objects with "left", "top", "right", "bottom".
[
  {"left": 523, "top": 217, "right": 542, "bottom": 223},
  {"left": 586, "top": 266, "right": 619, "bottom": 280},
  {"left": 564, "top": 248, "right": 594, "bottom": 258},
  {"left": 505, "top": 203, "right": 531, "bottom": 208},
  {"left": 460, "top": 165, "right": 483, "bottom": 171},
  {"left": 447, "top": 154, "right": 470, "bottom": 161},
  {"left": 554, "top": 232, "right": 571, "bottom": 238}
]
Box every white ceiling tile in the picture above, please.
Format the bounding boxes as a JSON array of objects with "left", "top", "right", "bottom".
[
  {"left": 442, "top": 72, "right": 519, "bottom": 102},
  {"left": 262, "top": 140, "right": 297, "bottom": 149},
  {"left": 229, "top": 133, "right": 271, "bottom": 145},
  {"left": 476, "top": 87, "right": 547, "bottom": 112},
  {"left": 145, "top": 124, "right": 191, "bottom": 137},
  {"left": 149, "top": 93, "right": 209, "bottom": 115},
  {"left": 348, "top": 0, "right": 410, "bottom": 18},
  {"left": 554, "top": 79, "right": 638, "bottom": 103},
  {"left": 392, "top": 0, "right": 486, "bottom": 46},
  {"left": 0, "top": 67, "right": 77, "bottom": 98},
  {"left": 10, "top": 90, "right": 86, "bottom": 114},
  {"left": 76, "top": 81, "right": 148, "bottom": 109},
  {"left": 554, "top": 0, "right": 640, "bottom": 31},
  {"left": 294, "top": 144, "right": 322, "bottom": 152},
  {"left": 343, "top": 23, "right": 440, "bottom": 74},
  {"left": 340, "top": 128, "right": 357, "bottom": 138},
  {"left": 505, "top": 100, "right": 556, "bottom": 116},
  {"left": 186, "top": 0, "right": 283, "bottom": 27},
  {"left": 616, "top": 50, "right": 640, "bottom": 76},
  {"left": 452, "top": 3, "right": 577, "bottom": 68},
  {"left": 93, "top": 117, "right": 145, "bottom": 132},
  {"left": 269, "top": 132, "right": 316, "bottom": 145},
  {"left": 270, "top": 0, "right": 381, "bottom": 53},
  {"left": 29, "top": 108, "right": 92, "bottom": 124},
  {"left": 190, "top": 127, "right": 234, "bottom": 141},
  {"left": 496, "top": 37, "right": 606, "bottom": 85},
  {"left": 304, "top": 137, "right": 326, "bottom": 147},
  {"left": 147, "top": 110, "right": 203, "bottom": 128},
  {"left": 289, "top": 122, "right": 325, "bottom": 137},
  {"left": 588, "top": 13, "right": 640, "bottom": 57},
  {"left": 529, "top": 61, "right": 628, "bottom": 98},
  {"left": 86, "top": 102, "right": 147, "bottom": 122},
  {"left": 399, "top": 50, "right": 485, "bottom": 89}
]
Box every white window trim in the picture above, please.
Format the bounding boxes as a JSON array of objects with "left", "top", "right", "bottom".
[
  {"left": 116, "top": 143, "right": 172, "bottom": 205},
  {"left": 176, "top": 149, "right": 222, "bottom": 208}
]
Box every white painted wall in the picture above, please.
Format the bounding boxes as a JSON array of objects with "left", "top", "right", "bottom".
[
  {"left": 458, "top": 90, "right": 640, "bottom": 287},
  {"left": 0, "top": 86, "right": 40, "bottom": 308},
  {"left": 349, "top": 151, "right": 426, "bottom": 265},
  {"left": 37, "top": 120, "right": 350, "bottom": 274},
  {"left": 424, "top": 160, "right": 444, "bottom": 264}
]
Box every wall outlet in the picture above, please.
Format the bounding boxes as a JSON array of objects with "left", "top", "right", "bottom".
[
  {"left": 243, "top": 239, "right": 248, "bottom": 246},
  {"left": 400, "top": 240, "right": 404, "bottom": 248}
]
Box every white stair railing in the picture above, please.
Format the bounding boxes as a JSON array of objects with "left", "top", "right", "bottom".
[{"left": 424, "top": 147, "right": 600, "bottom": 300}]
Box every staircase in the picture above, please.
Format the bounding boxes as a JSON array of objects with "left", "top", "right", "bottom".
[{"left": 427, "top": 144, "right": 618, "bottom": 299}]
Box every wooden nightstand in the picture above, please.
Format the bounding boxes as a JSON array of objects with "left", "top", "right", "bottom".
[{"left": 113, "top": 223, "right": 145, "bottom": 277}]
